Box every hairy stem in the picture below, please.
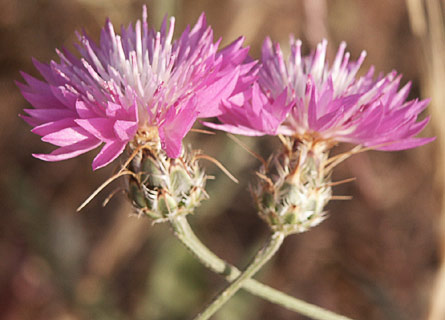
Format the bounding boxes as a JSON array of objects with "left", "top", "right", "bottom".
[
  {"left": 169, "top": 216, "right": 354, "bottom": 320},
  {"left": 194, "top": 232, "right": 284, "bottom": 320}
]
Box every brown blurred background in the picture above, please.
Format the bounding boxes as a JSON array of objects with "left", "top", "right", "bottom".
[{"left": 0, "top": 0, "right": 443, "bottom": 319}]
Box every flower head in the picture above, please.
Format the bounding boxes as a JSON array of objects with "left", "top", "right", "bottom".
[
  {"left": 18, "top": 6, "right": 255, "bottom": 170},
  {"left": 205, "top": 38, "right": 434, "bottom": 234},
  {"left": 206, "top": 38, "right": 434, "bottom": 151}
]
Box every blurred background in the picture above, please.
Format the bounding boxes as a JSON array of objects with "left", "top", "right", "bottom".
[{"left": 0, "top": 0, "right": 444, "bottom": 319}]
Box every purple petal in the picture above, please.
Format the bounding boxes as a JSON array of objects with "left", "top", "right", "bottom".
[
  {"left": 20, "top": 91, "right": 63, "bottom": 110},
  {"left": 32, "top": 58, "right": 57, "bottom": 84},
  {"left": 307, "top": 80, "right": 318, "bottom": 128},
  {"left": 24, "top": 108, "right": 76, "bottom": 123},
  {"left": 20, "top": 72, "right": 53, "bottom": 94},
  {"left": 50, "top": 86, "right": 77, "bottom": 110}
]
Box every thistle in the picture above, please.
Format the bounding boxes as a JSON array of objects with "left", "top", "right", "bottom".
[
  {"left": 206, "top": 38, "right": 434, "bottom": 232},
  {"left": 192, "top": 38, "right": 435, "bottom": 320},
  {"left": 17, "top": 5, "right": 257, "bottom": 223},
  {"left": 16, "top": 4, "right": 435, "bottom": 319},
  {"left": 254, "top": 137, "right": 333, "bottom": 235},
  {"left": 18, "top": 6, "right": 255, "bottom": 170},
  {"left": 126, "top": 132, "right": 207, "bottom": 221}
]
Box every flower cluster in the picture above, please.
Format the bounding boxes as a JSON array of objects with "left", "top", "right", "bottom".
[
  {"left": 207, "top": 38, "right": 434, "bottom": 151},
  {"left": 19, "top": 7, "right": 433, "bottom": 229},
  {"left": 18, "top": 6, "right": 254, "bottom": 170},
  {"left": 20, "top": 8, "right": 433, "bottom": 170},
  {"left": 203, "top": 37, "right": 433, "bottom": 233},
  {"left": 17, "top": 9, "right": 436, "bottom": 319}
]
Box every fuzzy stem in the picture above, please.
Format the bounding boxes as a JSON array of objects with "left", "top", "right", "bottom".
[
  {"left": 194, "top": 232, "right": 285, "bottom": 320},
  {"left": 170, "top": 216, "right": 354, "bottom": 320}
]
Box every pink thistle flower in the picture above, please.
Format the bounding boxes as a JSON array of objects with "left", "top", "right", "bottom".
[
  {"left": 206, "top": 38, "right": 434, "bottom": 151},
  {"left": 18, "top": 6, "right": 255, "bottom": 170}
]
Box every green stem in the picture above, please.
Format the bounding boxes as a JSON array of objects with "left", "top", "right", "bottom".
[
  {"left": 194, "top": 231, "right": 285, "bottom": 320},
  {"left": 170, "top": 216, "right": 354, "bottom": 320}
]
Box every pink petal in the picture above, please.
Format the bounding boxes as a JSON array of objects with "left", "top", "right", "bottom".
[
  {"left": 113, "top": 120, "right": 138, "bottom": 141},
  {"left": 24, "top": 108, "right": 76, "bottom": 122},
  {"left": 75, "top": 118, "right": 115, "bottom": 141},
  {"left": 197, "top": 67, "right": 240, "bottom": 117},
  {"left": 159, "top": 101, "right": 198, "bottom": 158},
  {"left": 105, "top": 101, "right": 125, "bottom": 118},
  {"left": 92, "top": 140, "right": 127, "bottom": 170},
  {"left": 32, "top": 118, "right": 77, "bottom": 136},
  {"left": 373, "top": 137, "right": 435, "bottom": 151},
  {"left": 76, "top": 100, "right": 100, "bottom": 118},
  {"left": 33, "top": 138, "right": 101, "bottom": 162},
  {"left": 203, "top": 121, "right": 266, "bottom": 136},
  {"left": 42, "top": 126, "right": 91, "bottom": 147}
]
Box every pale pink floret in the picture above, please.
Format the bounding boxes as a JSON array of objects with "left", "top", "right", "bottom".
[
  {"left": 207, "top": 38, "right": 434, "bottom": 150},
  {"left": 18, "top": 6, "right": 254, "bottom": 170}
]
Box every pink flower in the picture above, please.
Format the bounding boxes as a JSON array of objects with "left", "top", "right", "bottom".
[
  {"left": 206, "top": 38, "right": 434, "bottom": 150},
  {"left": 18, "top": 6, "right": 255, "bottom": 170}
]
